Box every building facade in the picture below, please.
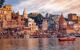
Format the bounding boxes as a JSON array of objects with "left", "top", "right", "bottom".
[{"left": 0, "top": 5, "right": 38, "bottom": 34}]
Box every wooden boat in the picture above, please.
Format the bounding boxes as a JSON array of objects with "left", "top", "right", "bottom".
[{"left": 58, "top": 36, "right": 76, "bottom": 41}]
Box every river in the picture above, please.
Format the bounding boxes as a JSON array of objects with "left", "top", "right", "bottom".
[{"left": 0, "top": 38, "right": 80, "bottom": 50}]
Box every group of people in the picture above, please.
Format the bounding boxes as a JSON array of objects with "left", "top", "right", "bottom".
[{"left": 0, "top": 28, "right": 25, "bottom": 39}]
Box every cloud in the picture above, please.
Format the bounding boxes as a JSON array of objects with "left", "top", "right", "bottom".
[{"left": 13, "top": 0, "right": 80, "bottom": 15}]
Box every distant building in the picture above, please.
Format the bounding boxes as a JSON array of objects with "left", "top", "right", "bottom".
[
  {"left": 28, "top": 13, "right": 43, "bottom": 30},
  {"left": 46, "top": 13, "right": 59, "bottom": 30},
  {"left": 78, "top": 16, "right": 80, "bottom": 24},
  {"left": 68, "top": 13, "right": 78, "bottom": 23},
  {"left": 42, "top": 18, "right": 48, "bottom": 31}
]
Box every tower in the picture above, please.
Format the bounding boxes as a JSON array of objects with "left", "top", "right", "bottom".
[
  {"left": 59, "top": 14, "right": 67, "bottom": 33},
  {"left": 23, "top": 8, "right": 28, "bottom": 28},
  {"left": 17, "top": 10, "right": 21, "bottom": 21},
  {"left": 17, "top": 10, "right": 22, "bottom": 28},
  {"left": 23, "top": 8, "right": 28, "bottom": 19}
]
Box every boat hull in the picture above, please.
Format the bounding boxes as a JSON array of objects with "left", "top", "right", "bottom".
[{"left": 58, "top": 37, "right": 76, "bottom": 41}]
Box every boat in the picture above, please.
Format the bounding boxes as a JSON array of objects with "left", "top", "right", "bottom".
[
  {"left": 75, "top": 34, "right": 80, "bottom": 37},
  {"left": 58, "top": 36, "right": 76, "bottom": 41}
]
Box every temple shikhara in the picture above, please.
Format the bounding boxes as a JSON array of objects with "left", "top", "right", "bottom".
[{"left": 59, "top": 14, "right": 75, "bottom": 34}]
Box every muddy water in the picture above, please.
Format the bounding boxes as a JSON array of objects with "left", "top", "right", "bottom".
[{"left": 0, "top": 38, "right": 79, "bottom": 50}]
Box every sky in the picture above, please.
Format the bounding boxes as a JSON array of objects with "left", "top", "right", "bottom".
[{"left": 5, "top": 0, "right": 80, "bottom": 16}]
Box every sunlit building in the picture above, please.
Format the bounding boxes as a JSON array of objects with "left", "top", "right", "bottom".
[
  {"left": 22, "top": 8, "right": 38, "bottom": 35},
  {"left": 59, "top": 14, "right": 75, "bottom": 33},
  {"left": 78, "top": 16, "right": 80, "bottom": 24},
  {"left": 68, "top": 13, "right": 78, "bottom": 23},
  {"left": 0, "top": 5, "right": 38, "bottom": 34}
]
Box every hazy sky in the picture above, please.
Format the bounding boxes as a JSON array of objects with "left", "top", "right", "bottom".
[{"left": 5, "top": 0, "right": 80, "bottom": 15}]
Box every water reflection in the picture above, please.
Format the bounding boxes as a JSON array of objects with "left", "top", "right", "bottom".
[
  {"left": 0, "top": 38, "right": 80, "bottom": 50},
  {"left": 59, "top": 41, "right": 75, "bottom": 50},
  {"left": 28, "top": 38, "right": 39, "bottom": 50}
]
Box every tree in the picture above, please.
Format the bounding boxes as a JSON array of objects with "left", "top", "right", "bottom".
[
  {"left": 28, "top": 13, "right": 43, "bottom": 28},
  {"left": 0, "top": 0, "right": 5, "bottom": 7}
]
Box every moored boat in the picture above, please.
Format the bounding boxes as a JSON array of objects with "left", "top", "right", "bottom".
[{"left": 58, "top": 36, "right": 76, "bottom": 41}]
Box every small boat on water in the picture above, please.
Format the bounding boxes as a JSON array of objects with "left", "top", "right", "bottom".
[{"left": 58, "top": 36, "right": 76, "bottom": 41}]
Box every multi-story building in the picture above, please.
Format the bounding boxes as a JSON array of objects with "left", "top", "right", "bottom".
[
  {"left": 46, "top": 13, "right": 59, "bottom": 30},
  {"left": 42, "top": 18, "right": 48, "bottom": 31},
  {"left": 68, "top": 13, "right": 78, "bottom": 23},
  {"left": 0, "top": 5, "right": 38, "bottom": 34}
]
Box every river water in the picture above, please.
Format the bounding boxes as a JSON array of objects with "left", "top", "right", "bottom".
[{"left": 0, "top": 38, "right": 80, "bottom": 50}]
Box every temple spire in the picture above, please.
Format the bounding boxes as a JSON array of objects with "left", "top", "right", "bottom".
[{"left": 23, "top": 8, "right": 28, "bottom": 19}]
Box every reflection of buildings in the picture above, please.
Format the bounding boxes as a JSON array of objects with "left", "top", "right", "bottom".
[{"left": 0, "top": 5, "right": 38, "bottom": 34}]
